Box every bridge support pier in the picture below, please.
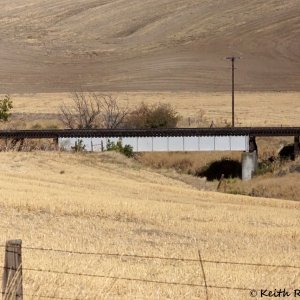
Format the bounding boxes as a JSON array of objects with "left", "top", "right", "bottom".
[
  {"left": 242, "top": 151, "right": 258, "bottom": 181},
  {"left": 294, "top": 136, "right": 300, "bottom": 160},
  {"left": 53, "top": 137, "right": 59, "bottom": 151},
  {"left": 242, "top": 136, "right": 258, "bottom": 181}
]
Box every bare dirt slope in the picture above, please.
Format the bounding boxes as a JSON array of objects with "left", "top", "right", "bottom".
[
  {"left": 0, "top": 0, "right": 300, "bottom": 93},
  {"left": 0, "top": 152, "right": 299, "bottom": 299}
]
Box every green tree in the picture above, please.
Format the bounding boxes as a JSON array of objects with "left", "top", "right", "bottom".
[{"left": 0, "top": 95, "right": 13, "bottom": 122}]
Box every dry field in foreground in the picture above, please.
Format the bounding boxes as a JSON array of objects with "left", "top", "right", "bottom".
[
  {"left": 8, "top": 91, "right": 300, "bottom": 128},
  {"left": 0, "top": 152, "right": 299, "bottom": 299}
]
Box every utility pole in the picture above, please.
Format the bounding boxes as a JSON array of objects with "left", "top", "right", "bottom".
[{"left": 226, "top": 56, "right": 240, "bottom": 127}]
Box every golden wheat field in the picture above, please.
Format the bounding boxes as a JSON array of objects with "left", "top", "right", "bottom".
[
  {"left": 1, "top": 1, "right": 300, "bottom": 298},
  {"left": 8, "top": 91, "right": 300, "bottom": 128},
  {"left": 0, "top": 151, "right": 299, "bottom": 299}
]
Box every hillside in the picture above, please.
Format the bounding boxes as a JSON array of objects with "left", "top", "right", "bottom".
[
  {"left": 0, "top": 152, "right": 299, "bottom": 299},
  {"left": 0, "top": 0, "right": 300, "bottom": 93}
]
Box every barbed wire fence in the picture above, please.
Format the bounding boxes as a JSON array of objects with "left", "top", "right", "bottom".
[{"left": 1, "top": 242, "right": 299, "bottom": 300}]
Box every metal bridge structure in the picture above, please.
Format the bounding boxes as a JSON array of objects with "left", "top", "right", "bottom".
[
  {"left": 1, "top": 127, "right": 299, "bottom": 139},
  {"left": 0, "top": 127, "right": 299, "bottom": 151},
  {"left": 1, "top": 127, "right": 299, "bottom": 180}
]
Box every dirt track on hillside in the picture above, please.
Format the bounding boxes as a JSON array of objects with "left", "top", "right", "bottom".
[{"left": 0, "top": 0, "right": 300, "bottom": 93}]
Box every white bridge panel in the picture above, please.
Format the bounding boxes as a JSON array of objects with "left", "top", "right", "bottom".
[
  {"left": 184, "top": 137, "right": 199, "bottom": 151},
  {"left": 59, "top": 135, "right": 249, "bottom": 152},
  {"left": 231, "top": 136, "right": 249, "bottom": 151},
  {"left": 215, "top": 136, "right": 231, "bottom": 151},
  {"left": 168, "top": 137, "right": 184, "bottom": 151},
  {"left": 199, "top": 137, "right": 215, "bottom": 151},
  {"left": 59, "top": 137, "right": 74, "bottom": 150},
  {"left": 153, "top": 137, "right": 168, "bottom": 151},
  {"left": 137, "top": 137, "right": 153, "bottom": 152}
]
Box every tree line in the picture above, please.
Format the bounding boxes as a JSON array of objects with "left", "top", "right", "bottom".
[
  {"left": 59, "top": 92, "right": 180, "bottom": 129},
  {"left": 0, "top": 92, "right": 180, "bottom": 129}
]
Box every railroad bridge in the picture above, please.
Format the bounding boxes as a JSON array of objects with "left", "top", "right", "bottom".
[{"left": 1, "top": 127, "right": 299, "bottom": 180}]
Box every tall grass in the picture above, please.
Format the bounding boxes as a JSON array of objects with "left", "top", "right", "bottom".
[{"left": 0, "top": 152, "right": 299, "bottom": 299}]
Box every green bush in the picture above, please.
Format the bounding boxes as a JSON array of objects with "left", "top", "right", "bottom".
[
  {"left": 106, "top": 139, "right": 134, "bottom": 158},
  {"left": 196, "top": 158, "right": 242, "bottom": 181},
  {"left": 0, "top": 95, "right": 13, "bottom": 122},
  {"left": 255, "top": 160, "right": 274, "bottom": 176},
  {"left": 72, "top": 139, "right": 86, "bottom": 152}
]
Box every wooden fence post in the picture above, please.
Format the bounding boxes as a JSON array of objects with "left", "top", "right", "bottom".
[
  {"left": 2, "top": 240, "right": 23, "bottom": 300},
  {"left": 217, "top": 174, "right": 225, "bottom": 191}
]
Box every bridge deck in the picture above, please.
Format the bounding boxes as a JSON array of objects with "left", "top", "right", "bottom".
[{"left": 0, "top": 127, "right": 299, "bottom": 139}]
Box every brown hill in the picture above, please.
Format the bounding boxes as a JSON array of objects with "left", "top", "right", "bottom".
[{"left": 0, "top": 0, "right": 299, "bottom": 93}]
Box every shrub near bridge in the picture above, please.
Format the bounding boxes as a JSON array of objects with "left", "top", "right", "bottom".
[
  {"left": 125, "top": 102, "right": 180, "bottom": 129},
  {"left": 196, "top": 158, "right": 242, "bottom": 181},
  {"left": 71, "top": 139, "right": 86, "bottom": 152},
  {"left": 106, "top": 139, "right": 134, "bottom": 158}
]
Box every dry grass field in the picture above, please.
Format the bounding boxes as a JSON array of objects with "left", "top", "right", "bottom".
[
  {"left": 8, "top": 91, "right": 300, "bottom": 128},
  {"left": 0, "top": 0, "right": 300, "bottom": 93},
  {"left": 4, "top": 91, "right": 299, "bottom": 203},
  {"left": 0, "top": 1, "right": 299, "bottom": 298},
  {"left": 222, "top": 170, "right": 300, "bottom": 201},
  {"left": 137, "top": 150, "right": 300, "bottom": 202},
  {"left": 0, "top": 152, "right": 299, "bottom": 300}
]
